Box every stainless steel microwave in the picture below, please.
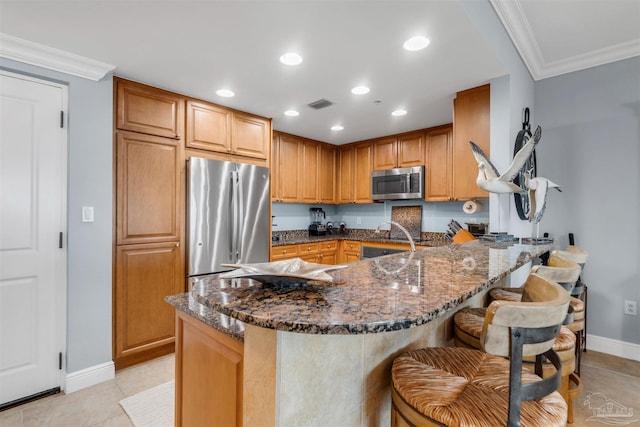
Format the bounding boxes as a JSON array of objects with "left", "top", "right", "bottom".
[{"left": 371, "top": 166, "right": 425, "bottom": 201}]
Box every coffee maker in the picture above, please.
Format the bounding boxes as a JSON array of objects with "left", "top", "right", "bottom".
[{"left": 308, "top": 208, "right": 327, "bottom": 236}]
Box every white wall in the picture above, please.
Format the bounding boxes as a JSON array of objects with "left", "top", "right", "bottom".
[
  {"left": 0, "top": 58, "right": 113, "bottom": 373},
  {"left": 535, "top": 56, "right": 640, "bottom": 348}
]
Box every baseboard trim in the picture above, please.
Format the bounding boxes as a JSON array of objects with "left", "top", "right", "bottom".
[
  {"left": 586, "top": 334, "right": 640, "bottom": 362},
  {"left": 65, "top": 361, "right": 115, "bottom": 394}
]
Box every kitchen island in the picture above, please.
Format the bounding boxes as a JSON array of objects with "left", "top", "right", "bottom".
[{"left": 165, "top": 240, "right": 552, "bottom": 427}]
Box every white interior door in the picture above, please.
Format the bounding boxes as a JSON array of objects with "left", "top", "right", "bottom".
[{"left": 0, "top": 71, "right": 67, "bottom": 405}]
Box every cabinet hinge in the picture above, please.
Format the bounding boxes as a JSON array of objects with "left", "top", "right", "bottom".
[
  {"left": 60, "top": 111, "right": 64, "bottom": 128},
  {"left": 58, "top": 352, "right": 63, "bottom": 370}
]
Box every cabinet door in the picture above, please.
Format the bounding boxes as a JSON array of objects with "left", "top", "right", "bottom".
[
  {"left": 276, "top": 134, "right": 301, "bottom": 202},
  {"left": 116, "top": 79, "right": 184, "bottom": 139},
  {"left": 337, "top": 146, "right": 354, "bottom": 203},
  {"left": 116, "top": 131, "right": 182, "bottom": 245},
  {"left": 353, "top": 143, "right": 373, "bottom": 203},
  {"left": 372, "top": 137, "right": 397, "bottom": 170},
  {"left": 186, "top": 100, "right": 231, "bottom": 153},
  {"left": 299, "top": 140, "right": 319, "bottom": 203},
  {"left": 318, "top": 144, "right": 336, "bottom": 203},
  {"left": 115, "top": 242, "right": 183, "bottom": 364},
  {"left": 175, "top": 311, "right": 243, "bottom": 427},
  {"left": 397, "top": 132, "right": 425, "bottom": 167},
  {"left": 452, "top": 85, "right": 490, "bottom": 199},
  {"left": 271, "top": 244, "right": 298, "bottom": 261},
  {"left": 425, "top": 125, "right": 453, "bottom": 201},
  {"left": 231, "top": 112, "right": 270, "bottom": 160}
]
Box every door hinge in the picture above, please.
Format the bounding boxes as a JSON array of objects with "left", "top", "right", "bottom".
[
  {"left": 58, "top": 352, "right": 63, "bottom": 370},
  {"left": 59, "top": 232, "right": 63, "bottom": 249},
  {"left": 60, "top": 111, "right": 64, "bottom": 128}
]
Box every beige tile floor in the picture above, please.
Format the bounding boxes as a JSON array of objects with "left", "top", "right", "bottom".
[{"left": 1, "top": 350, "right": 638, "bottom": 426}]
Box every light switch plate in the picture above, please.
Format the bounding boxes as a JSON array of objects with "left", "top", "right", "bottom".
[{"left": 82, "top": 206, "right": 94, "bottom": 223}]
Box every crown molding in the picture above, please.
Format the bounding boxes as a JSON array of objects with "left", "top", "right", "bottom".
[
  {"left": 0, "top": 33, "right": 115, "bottom": 81},
  {"left": 490, "top": 0, "right": 640, "bottom": 81}
]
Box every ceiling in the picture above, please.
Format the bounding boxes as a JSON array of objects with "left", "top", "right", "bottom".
[{"left": 1, "top": 1, "right": 638, "bottom": 145}]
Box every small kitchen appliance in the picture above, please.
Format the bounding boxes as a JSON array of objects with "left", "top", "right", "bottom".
[{"left": 308, "top": 207, "right": 327, "bottom": 236}]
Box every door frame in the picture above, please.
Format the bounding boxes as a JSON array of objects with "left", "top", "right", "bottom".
[{"left": 1, "top": 69, "right": 69, "bottom": 392}]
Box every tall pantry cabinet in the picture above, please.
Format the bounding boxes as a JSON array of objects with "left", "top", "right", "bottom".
[{"left": 114, "top": 78, "right": 185, "bottom": 369}]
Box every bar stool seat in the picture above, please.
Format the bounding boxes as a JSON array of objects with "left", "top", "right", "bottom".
[
  {"left": 392, "top": 348, "right": 567, "bottom": 427},
  {"left": 392, "top": 273, "right": 570, "bottom": 427}
]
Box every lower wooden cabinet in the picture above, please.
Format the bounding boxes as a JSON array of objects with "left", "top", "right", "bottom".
[
  {"left": 340, "top": 240, "right": 362, "bottom": 263},
  {"left": 175, "top": 310, "right": 243, "bottom": 427},
  {"left": 114, "top": 241, "right": 183, "bottom": 369},
  {"left": 271, "top": 241, "right": 338, "bottom": 264}
]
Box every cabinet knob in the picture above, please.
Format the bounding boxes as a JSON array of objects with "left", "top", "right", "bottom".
[
  {"left": 283, "top": 250, "right": 287, "bottom": 254},
  {"left": 175, "top": 242, "right": 180, "bottom": 247},
  {"left": 175, "top": 133, "right": 181, "bottom": 139}
]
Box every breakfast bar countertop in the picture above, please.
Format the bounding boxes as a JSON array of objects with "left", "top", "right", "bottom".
[{"left": 166, "top": 240, "right": 552, "bottom": 338}]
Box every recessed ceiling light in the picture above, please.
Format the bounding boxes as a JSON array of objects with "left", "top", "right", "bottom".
[
  {"left": 403, "top": 36, "right": 430, "bottom": 51},
  {"left": 331, "top": 125, "right": 344, "bottom": 131},
  {"left": 216, "top": 89, "right": 235, "bottom": 97},
  {"left": 284, "top": 110, "right": 300, "bottom": 117},
  {"left": 351, "top": 86, "right": 370, "bottom": 95},
  {"left": 391, "top": 109, "right": 407, "bottom": 116},
  {"left": 280, "top": 52, "right": 303, "bottom": 65}
]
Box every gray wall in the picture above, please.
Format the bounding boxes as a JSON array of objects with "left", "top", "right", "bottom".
[
  {"left": 1, "top": 58, "right": 113, "bottom": 372},
  {"left": 535, "top": 56, "right": 640, "bottom": 345}
]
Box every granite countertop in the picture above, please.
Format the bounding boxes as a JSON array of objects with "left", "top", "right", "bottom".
[
  {"left": 166, "top": 241, "right": 552, "bottom": 340},
  {"left": 271, "top": 229, "right": 449, "bottom": 247}
]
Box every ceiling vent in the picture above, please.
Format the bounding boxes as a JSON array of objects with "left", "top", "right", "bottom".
[{"left": 307, "top": 99, "right": 334, "bottom": 110}]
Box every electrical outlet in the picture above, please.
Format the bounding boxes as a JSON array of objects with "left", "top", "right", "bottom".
[
  {"left": 624, "top": 300, "right": 637, "bottom": 316},
  {"left": 356, "top": 216, "right": 361, "bottom": 225}
]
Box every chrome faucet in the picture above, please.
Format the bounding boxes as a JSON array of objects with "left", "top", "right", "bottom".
[{"left": 375, "top": 220, "right": 416, "bottom": 252}]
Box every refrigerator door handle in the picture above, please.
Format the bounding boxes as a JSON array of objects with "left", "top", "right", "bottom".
[
  {"left": 236, "top": 170, "right": 244, "bottom": 263},
  {"left": 230, "top": 170, "right": 238, "bottom": 261}
]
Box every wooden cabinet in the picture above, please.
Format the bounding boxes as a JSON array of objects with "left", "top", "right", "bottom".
[
  {"left": 272, "top": 132, "right": 336, "bottom": 204},
  {"left": 272, "top": 133, "right": 301, "bottom": 202},
  {"left": 271, "top": 241, "right": 338, "bottom": 264},
  {"left": 452, "top": 84, "right": 490, "bottom": 200},
  {"left": 116, "top": 131, "right": 183, "bottom": 245},
  {"left": 114, "top": 77, "right": 185, "bottom": 369},
  {"left": 175, "top": 310, "right": 243, "bottom": 427},
  {"left": 298, "top": 242, "right": 319, "bottom": 262},
  {"left": 186, "top": 100, "right": 270, "bottom": 161},
  {"left": 300, "top": 140, "right": 320, "bottom": 203},
  {"left": 425, "top": 125, "right": 453, "bottom": 201},
  {"left": 116, "top": 79, "right": 184, "bottom": 139},
  {"left": 340, "top": 240, "right": 362, "bottom": 263},
  {"left": 185, "top": 100, "right": 231, "bottom": 153},
  {"left": 115, "top": 242, "right": 183, "bottom": 367},
  {"left": 318, "top": 143, "right": 336, "bottom": 203},
  {"left": 270, "top": 244, "right": 299, "bottom": 261},
  {"left": 338, "top": 143, "right": 372, "bottom": 203},
  {"left": 372, "top": 132, "right": 425, "bottom": 170},
  {"left": 318, "top": 240, "right": 338, "bottom": 264}
]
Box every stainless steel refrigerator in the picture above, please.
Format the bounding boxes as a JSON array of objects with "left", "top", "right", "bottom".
[{"left": 187, "top": 157, "right": 270, "bottom": 277}]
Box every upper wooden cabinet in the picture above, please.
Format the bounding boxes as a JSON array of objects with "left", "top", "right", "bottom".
[
  {"left": 272, "top": 133, "right": 300, "bottom": 202},
  {"left": 271, "top": 132, "right": 335, "bottom": 204},
  {"left": 338, "top": 142, "right": 372, "bottom": 203},
  {"left": 425, "top": 125, "right": 453, "bottom": 202},
  {"left": 116, "top": 131, "right": 183, "bottom": 245},
  {"left": 186, "top": 100, "right": 270, "bottom": 161},
  {"left": 452, "top": 84, "right": 490, "bottom": 200},
  {"left": 116, "top": 79, "right": 184, "bottom": 140},
  {"left": 372, "top": 132, "right": 425, "bottom": 170},
  {"left": 185, "top": 100, "right": 231, "bottom": 153}
]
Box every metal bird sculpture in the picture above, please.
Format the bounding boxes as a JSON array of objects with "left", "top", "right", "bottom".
[
  {"left": 469, "top": 126, "right": 542, "bottom": 194},
  {"left": 524, "top": 168, "right": 562, "bottom": 223}
]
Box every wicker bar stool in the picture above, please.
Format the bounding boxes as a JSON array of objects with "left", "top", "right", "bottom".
[
  {"left": 552, "top": 246, "right": 589, "bottom": 375},
  {"left": 391, "top": 274, "right": 570, "bottom": 427},
  {"left": 456, "top": 258, "right": 582, "bottom": 423}
]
